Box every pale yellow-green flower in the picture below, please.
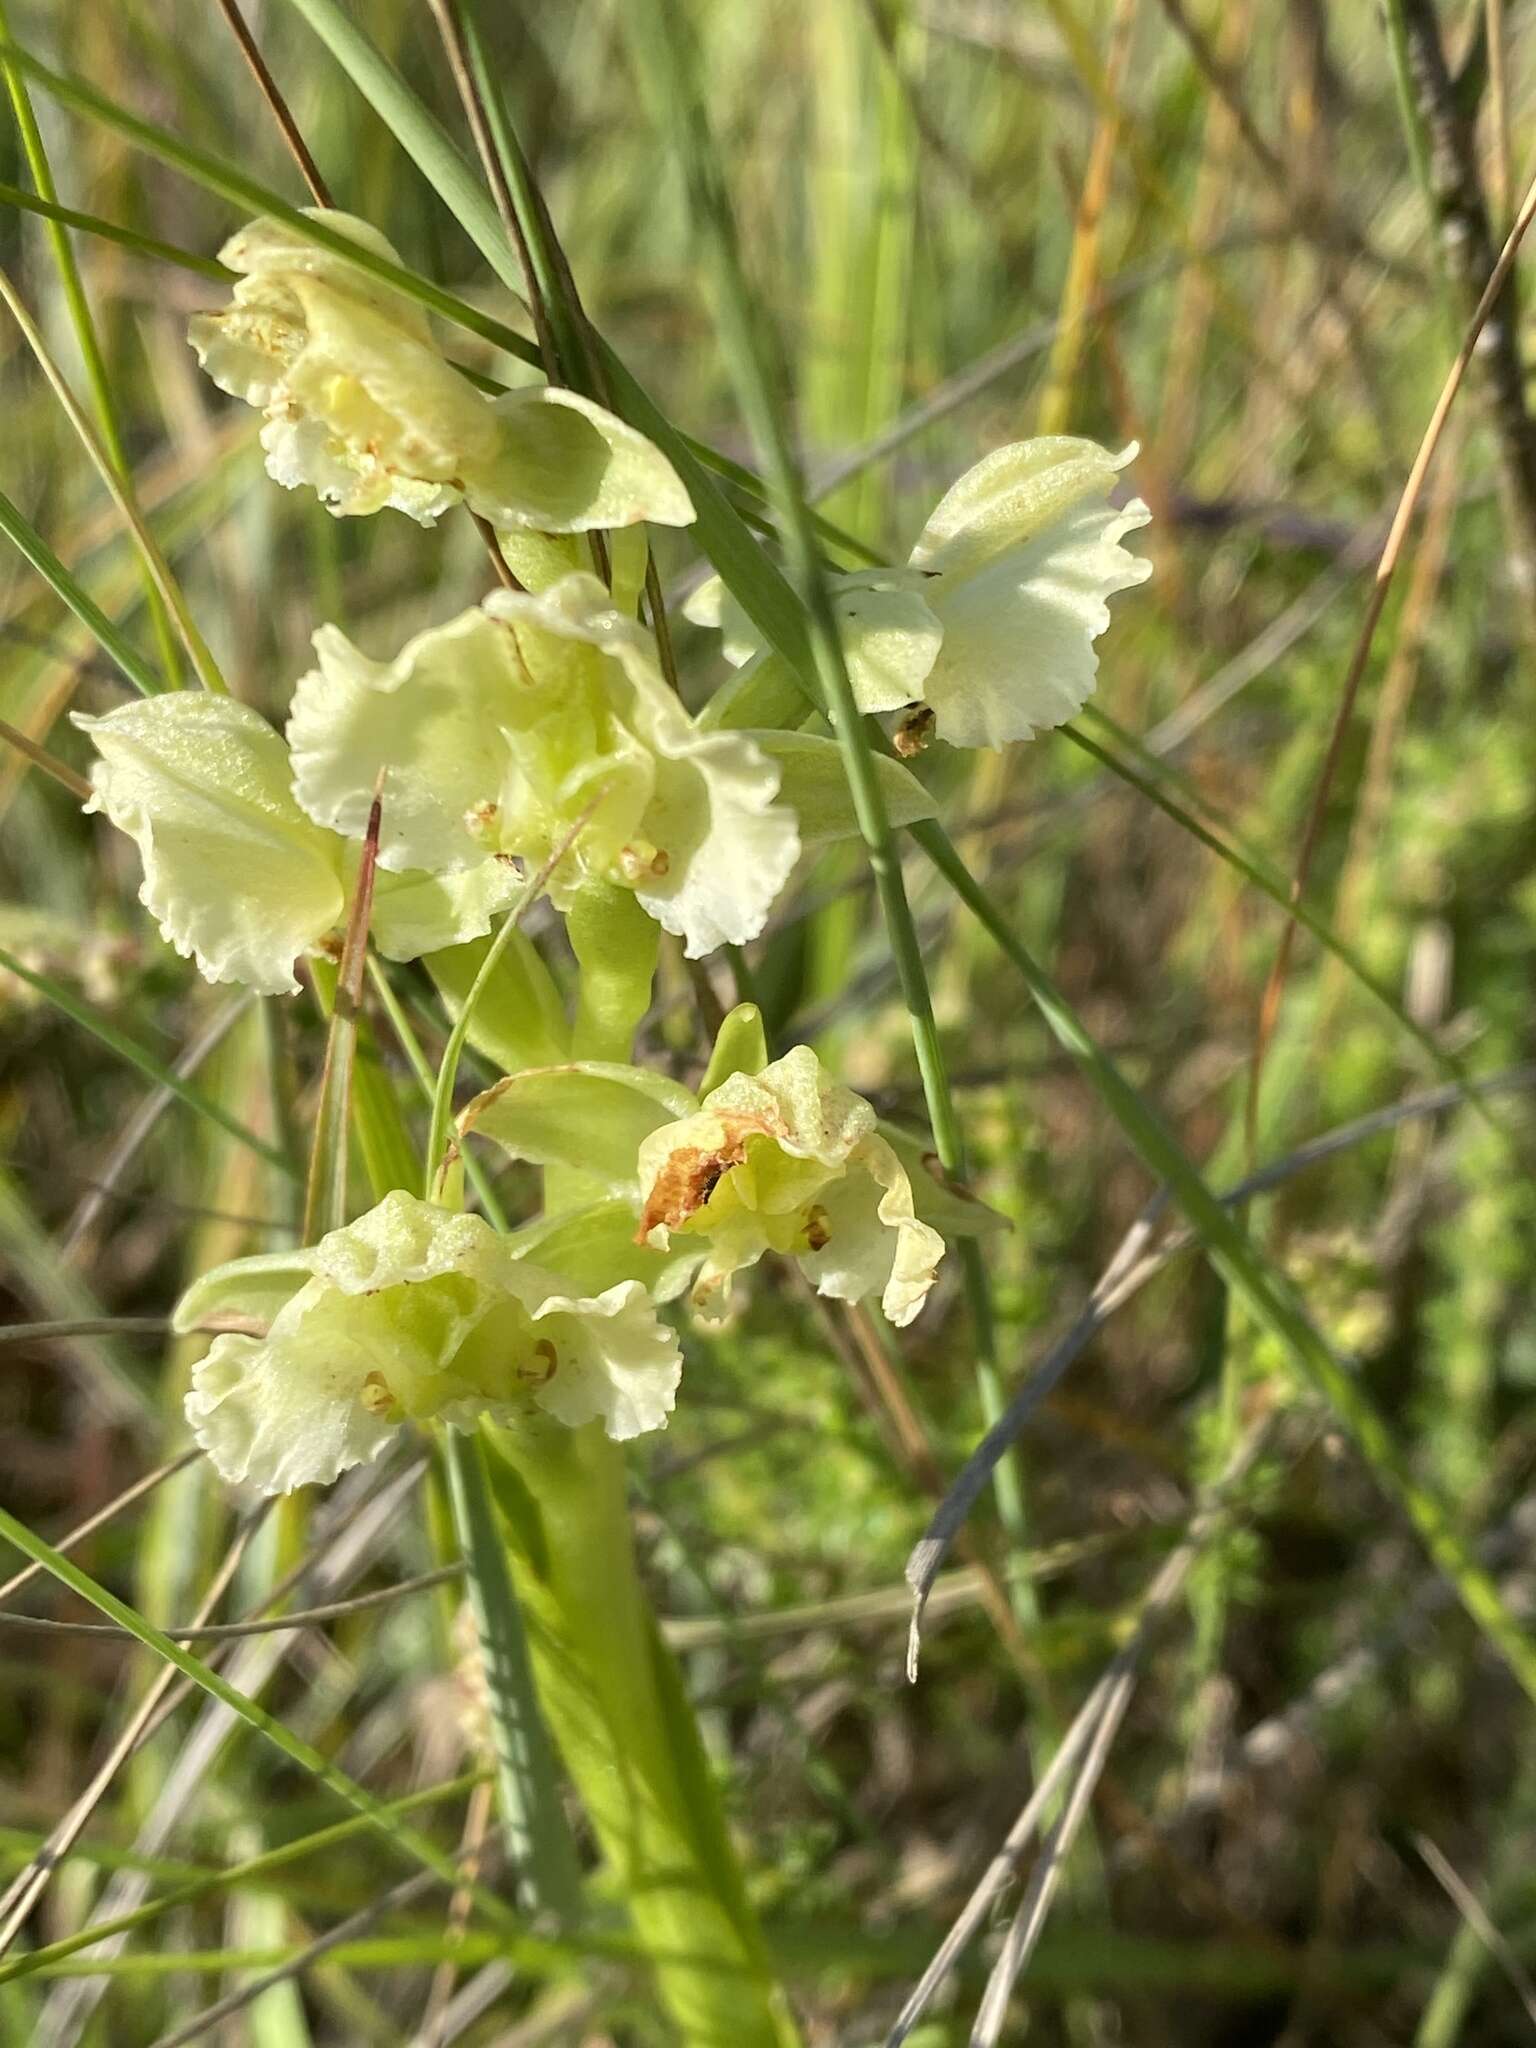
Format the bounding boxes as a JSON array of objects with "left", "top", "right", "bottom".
[
  {"left": 189, "top": 211, "right": 693, "bottom": 533},
  {"left": 74, "top": 695, "right": 520, "bottom": 995},
  {"left": 175, "top": 1190, "right": 682, "bottom": 1493},
  {"left": 687, "top": 437, "right": 1151, "bottom": 747},
  {"left": 634, "top": 1044, "right": 944, "bottom": 1326},
  {"left": 287, "top": 573, "right": 800, "bottom": 959}
]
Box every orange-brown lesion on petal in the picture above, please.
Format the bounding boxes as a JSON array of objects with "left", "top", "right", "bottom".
[{"left": 635, "top": 1112, "right": 771, "bottom": 1243}]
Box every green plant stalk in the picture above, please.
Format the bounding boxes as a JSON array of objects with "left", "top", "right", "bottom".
[
  {"left": 483, "top": 1418, "right": 800, "bottom": 2048},
  {"left": 441, "top": 1432, "right": 584, "bottom": 1921},
  {"left": 0, "top": 0, "right": 182, "bottom": 685},
  {"left": 626, "top": 2, "right": 1026, "bottom": 1588},
  {"left": 412, "top": 893, "right": 586, "bottom": 1920},
  {"left": 565, "top": 883, "right": 660, "bottom": 1065}
]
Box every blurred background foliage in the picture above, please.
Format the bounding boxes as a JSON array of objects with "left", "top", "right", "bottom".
[{"left": 2, "top": 0, "right": 1536, "bottom": 2042}]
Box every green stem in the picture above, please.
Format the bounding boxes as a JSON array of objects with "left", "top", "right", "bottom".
[
  {"left": 483, "top": 1419, "right": 799, "bottom": 2048},
  {"left": 441, "top": 1431, "right": 583, "bottom": 1921},
  {"left": 566, "top": 883, "right": 660, "bottom": 1064}
]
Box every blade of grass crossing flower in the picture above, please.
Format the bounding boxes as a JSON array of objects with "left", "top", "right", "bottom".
[
  {"left": 301, "top": 783, "right": 382, "bottom": 1243},
  {"left": 0, "top": 1509, "right": 523, "bottom": 1932},
  {"left": 910, "top": 817, "right": 1536, "bottom": 1708},
  {"left": 0, "top": 0, "right": 182, "bottom": 685},
  {"left": 0, "top": 488, "right": 165, "bottom": 698},
  {"left": 625, "top": 3, "right": 1029, "bottom": 1584},
  {"left": 0, "top": 947, "right": 292, "bottom": 1176}
]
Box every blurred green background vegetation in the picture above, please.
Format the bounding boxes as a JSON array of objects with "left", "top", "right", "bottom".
[{"left": 2, "top": 0, "right": 1536, "bottom": 2042}]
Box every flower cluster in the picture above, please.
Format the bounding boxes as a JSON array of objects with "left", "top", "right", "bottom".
[{"left": 74, "top": 207, "right": 1150, "bottom": 1493}]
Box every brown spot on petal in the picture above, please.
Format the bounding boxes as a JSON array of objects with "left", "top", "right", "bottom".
[
  {"left": 803, "top": 1204, "right": 831, "bottom": 1252},
  {"left": 635, "top": 1113, "right": 771, "bottom": 1242},
  {"left": 894, "top": 704, "right": 935, "bottom": 758},
  {"left": 518, "top": 1339, "right": 559, "bottom": 1387}
]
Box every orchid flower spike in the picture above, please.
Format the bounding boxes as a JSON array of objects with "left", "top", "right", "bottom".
[
  {"left": 634, "top": 1044, "right": 945, "bottom": 1326},
  {"left": 287, "top": 572, "right": 801, "bottom": 958},
  {"left": 175, "top": 1191, "right": 682, "bottom": 1493},
  {"left": 73, "top": 695, "right": 521, "bottom": 995},
  {"left": 687, "top": 437, "right": 1151, "bottom": 748},
  {"left": 190, "top": 211, "right": 693, "bottom": 533}
]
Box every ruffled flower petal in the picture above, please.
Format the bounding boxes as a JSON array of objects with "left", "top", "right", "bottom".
[
  {"left": 684, "top": 571, "right": 942, "bottom": 715},
  {"left": 190, "top": 211, "right": 692, "bottom": 534},
  {"left": 474, "top": 387, "right": 694, "bottom": 532},
  {"left": 486, "top": 577, "right": 799, "bottom": 957},
  {"left": 287, "top": 612, "right": 524, "bottom": 875},
  {"left": 180, "top": 1190, "right": 683, "bottom": 1492},
  {"left": 73, "top": 695, "right": 344, "bottom": 996},
  {"left": 685, "top": 437, "right": 1150, "bottom": 749},
  {"left": 911, "top": 440, "right": 1151, "bottom": 748},
  {"left": 368, "top": 858, "right": 526, "bottom": 962},
  {"left": 634, "top": 1044, "right": 944, "bottom": 1322},
  {"left": 295, "top": 577, "right": 796, "bottom": 959}
]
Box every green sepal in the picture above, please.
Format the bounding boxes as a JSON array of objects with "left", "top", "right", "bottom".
[
  {"left": 506, "top": 1198, "right": 700, "bottom": 1303},
  {"left": 424, "top": 930, "right": 569, "bottom": 1077},
  {"left": 496, "top": 528, "right": 584, "bottom": 594},
  {"left": 751, "top": 730, "right": 938, "bottom": 843},
  {"left": 459, "top": 1061, "right": 696, "bottom": 1194},
  {"left": 697, "top": 649, "right": 809, "bottom": 733},
  {"left": 172, "top": 1251, "right": 312, "bottom": 1336},
  {"left": 878, "top": 1121, "right": 1010, "bottom": 1239},
  {"left": 698, "top": 1001, "right": 769, "bottom": 1095}
]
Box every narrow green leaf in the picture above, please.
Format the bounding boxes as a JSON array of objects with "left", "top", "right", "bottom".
[
  {"left": 0, "top": 486, "right": 164, "bottom": 698},
  {"left": 0, "top": 178, "right": 230, "bottom": 280},
  {"left": 302, "top": 786, "right": 382, "bottom": 1242},
  {"left": 0, "top": 1508, "right": 522, "bottom": 1931},
  {"left": 913, "top": 818, "right": 1536, "bottom": 1709}
]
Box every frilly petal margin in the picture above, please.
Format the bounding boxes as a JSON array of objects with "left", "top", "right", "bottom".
[
  {"left": 180, "top": 1192, "right": 683, "bottom": 1493},
  {"left": 72, "top": 696, "right": 344, "bottom": 997}
]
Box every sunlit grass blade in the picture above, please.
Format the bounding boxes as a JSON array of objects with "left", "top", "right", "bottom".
[
  {"left": 1064, "top": 713, "right": 1494, "bottom": 1109},
  {"left": 0, "top": 487, "right": 165, "bottom": 698},
  {"left": 0, "top": 0, "right": 182, "bottom": 684},
  {"left": 0, "top": 261, "right": 224, "bottom": 694},
  {"left": 909, "top": 817, "right": 1536, "bottom": 1707},
  {"left": 0, "top": 1508, "right": 523, "bottom": 1936},
  {"left": 0, "top": 181, "right": 229, "bottom": 279}
]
